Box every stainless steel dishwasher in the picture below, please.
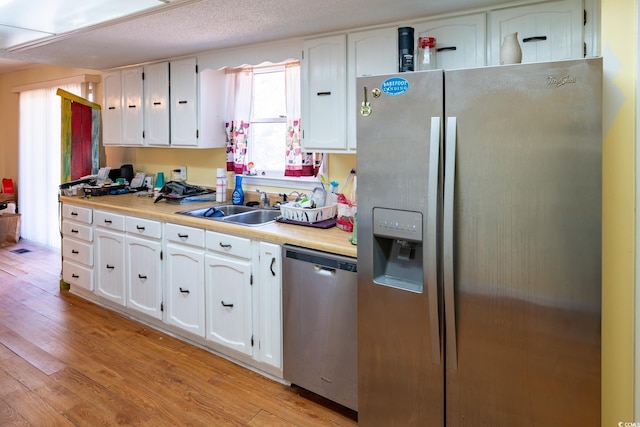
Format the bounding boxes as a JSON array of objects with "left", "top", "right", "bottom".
[{"left": 282, "top": 245, "right": 358, "bottom": 411}]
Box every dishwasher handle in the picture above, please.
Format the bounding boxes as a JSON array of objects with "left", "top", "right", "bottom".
[{"left": 284, "top": 245, "right": 357, "bottom": 273}]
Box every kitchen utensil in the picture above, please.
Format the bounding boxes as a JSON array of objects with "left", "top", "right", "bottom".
[{"left": 311, "top": 187, "right": 327, "bottom": 208}]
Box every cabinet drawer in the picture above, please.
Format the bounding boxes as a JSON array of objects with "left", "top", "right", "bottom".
[
  {"left": 63, "top": 260, "right": 94, "bottom": 291},
  {"left": 165, "top": 223, "right": 205, "bottom": 248},
  {"left": 62, "top": 204, "right": 92, "bottom": 224},
  {"left": 206, "top": 231, "right": 251, "bottom": 259},
  {"left": 62, "top": 238, "right": 93, "bottom": 266},
  {"left": 94, "top": 210, "right": 125, "bottom": 231},
  {"left": 126, "top": 216, "right": 162, "bottom": 239},
  {"left": 62, "top": 220, "right": 93, "bottom": 242}
]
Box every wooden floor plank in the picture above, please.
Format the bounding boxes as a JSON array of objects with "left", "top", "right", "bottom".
[
  {"left": 0, "top": 330, "right": 66, "bottom": 375},
  {"left": 0, "top": 239, "right": 358, "bottom": 426},
  {"left": 2, "top": 389, "right": 75, "bottom": 426}
]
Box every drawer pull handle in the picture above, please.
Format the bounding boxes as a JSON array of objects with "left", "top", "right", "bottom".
[
  {"left": 128, "top": 105, "right": 137, "bottom": 108},
  {"left": 270, "top": 257, "right": 276, "bottom": 276},
  {"left": 179, "top": 287, "right": 190, "bottom": 294},
  {"left": 72, "top": 274, "right": 79, "bottom": 278},
  {"left": 136, "top": 225, "right": 145, "bottom": 231},
  {"left": 153, "top": 102, "right": 162, "bottom": 106},
  {"left": 317, "top": 91, "right": 331, "bottom": 96},
  {"left": 178, "top": 233, "right": 189, "bottom": 238},
  {"left": 104, "top": 219, "right": 112, "bottom": 224},
  {"left": 71, "top": 212, "right": 78, "bottom": 216},
  {"left": 138, "top": 274, "right": 147, "bottom": 279},
  {"left": 71, "top": 249, "right": 79, "bottom": 254},
  {"left": 108, "top": 106, "right": 116, "bottom": 110},
  {"left": 178, "top": 100, "right": 188, "bottom": 104},
  {"left": 219, "top": 242, "right": 232, "bottom": 249},
  {"left": 523, "top": 36, "right": 547, "bottom": 43},
  {"left": 437, "top": 46, "right": 457, "bottom": 52},
  {"left": 106, "top": 264, "right": 115, "bottom": 270},
  {"left": 221, "top": 301, "right": 234, "bottom": 308},
  {"left": 71, "top": 229, "right": 78, "bottom": 233}
]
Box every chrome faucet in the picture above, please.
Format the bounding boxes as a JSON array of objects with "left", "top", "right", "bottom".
[{"left": 256, "top": 189, "right": 270, "bottom": 207}]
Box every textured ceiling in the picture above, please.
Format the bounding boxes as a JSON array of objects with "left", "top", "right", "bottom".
[{"left": 0, "top": 0, "right": 516, "bottom": 74}]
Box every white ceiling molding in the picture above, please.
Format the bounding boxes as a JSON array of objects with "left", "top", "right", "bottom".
[{"left": 11, "top": 73, "right": 101, "bottom": 93}]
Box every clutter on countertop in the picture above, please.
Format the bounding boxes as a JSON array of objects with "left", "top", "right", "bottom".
[{"left": 153, "top": 180, "right": 215, "bottom": 204}]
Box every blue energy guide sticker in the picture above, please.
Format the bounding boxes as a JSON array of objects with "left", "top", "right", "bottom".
[{"left": 381, "top": 77, "right": 409, "bottom": 96}]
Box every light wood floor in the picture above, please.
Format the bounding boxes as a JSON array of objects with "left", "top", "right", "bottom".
[{"left": 0, "top": 239, "right": 358, "bottom": 426}]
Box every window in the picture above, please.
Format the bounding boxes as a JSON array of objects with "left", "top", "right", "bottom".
[
  {"left": 225, "top": 61, "right": 325, "bottom": 190},
  {"left": 249, "top": 64, "right": 287, "bottom": 176}
]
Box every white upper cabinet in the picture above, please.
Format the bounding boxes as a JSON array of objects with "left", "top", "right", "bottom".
[
  {"left": 346, "top": 27, "right": 397, "bottom": 151},
  {"left": 301, "top": 34, "right": 347, "bottom": 151},
  {"left": 102, "top": 67, "right": 144, "bottom": 146},
  {"left": 144, "top": 62, "right": 170, "bottom": 146},
  {"left": 170, "top": 57, "right": 227, "bottom": 148},
  {"left": 413, "top": 13, "right": 487, "bottom": 70},
  {"left": 170, "top": 57, "right": 198, "bottom": 147},
  {"left": 489, "top": 0, "right": 584, "bottom": 65},
  {"left": 121, "top": 67, "right": 144, "bottom": 146},
  {"left": 102, "top": 70, "right": 122, "bottom": 146}
]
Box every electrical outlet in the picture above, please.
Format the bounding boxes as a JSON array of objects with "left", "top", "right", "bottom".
[{"left": 176, "top": 166, "right": 187, "bottom": 181}]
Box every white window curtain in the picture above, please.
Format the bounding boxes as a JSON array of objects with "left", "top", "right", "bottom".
[
  {"left": 224, "top": 67, "right": 253, "bottom": 174},
  {"left": 19, "top": 83, "right": 81, "bottom": 249}
]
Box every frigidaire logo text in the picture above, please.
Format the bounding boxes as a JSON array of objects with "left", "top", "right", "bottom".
[{"left": 547, "top": 75, "right": 577, "bottom": 87}]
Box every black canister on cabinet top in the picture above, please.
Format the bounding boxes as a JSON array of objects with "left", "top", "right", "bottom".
[{"left": 398, "top": 27, "right": 415, "bottom": 72}]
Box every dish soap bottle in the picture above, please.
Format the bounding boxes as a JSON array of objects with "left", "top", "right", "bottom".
[{"left": 232, "top": 174, "right": 244, "bottom": 205}]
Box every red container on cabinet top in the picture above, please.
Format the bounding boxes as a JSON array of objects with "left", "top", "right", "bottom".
[{"left": 2, "top": 179, "right": 14, "bottom": 194}]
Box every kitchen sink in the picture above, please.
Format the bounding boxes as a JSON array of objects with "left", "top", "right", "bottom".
[
  {"left": 177, "top": 205, "right": 280, "bottom": 226},
  {"left": 222, "top": 209, "right": 281, "bottom": 226},
  {"left": 177, "top": 204, "right": 256, "bottom": 218}
]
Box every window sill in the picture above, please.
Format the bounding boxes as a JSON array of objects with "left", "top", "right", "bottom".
[{"left": 241, "top": 174, "right": 321, "bottom": 192}]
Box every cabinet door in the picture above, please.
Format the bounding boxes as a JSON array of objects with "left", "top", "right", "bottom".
[
  {"left": 256, "top": 242, "right": 282, "bottom": 369},
  {"left": 170, "top": 58, "right": 199, "bottom": 147},
  {"left": 414, "top": 13, "right": 487, "bottom": 70},
  {"left": 121, "top": 67, "right": 144, "bottom": 146},
  {"left": 205, "top": 253, "right": 253, "bottom": 356},
  {"left": 144, "top": 62, "right": 170, "bottom": 146},
  {"left": 95, "top": 229, "right": 126, "bottom": 305},
  {"left": 302, "top": 35, "right": 347, "bottom": 151},
  {"left": 489, "top": 0, "right": 583, "bottom": 65},
  {"left": 197, "top": 59, "right": 227, "bottom": 148},
  {"left": 347, "top": 28, "right": 397, "bottom": 150},
  {"left": 165, "top": 243, "right": 205, "bottom": 337},
  {"left": 126, "top": 235, "right": 162, "bottom": 319},
  {"left": 102, "top": 71, "right": 122, "bottom": 146}
]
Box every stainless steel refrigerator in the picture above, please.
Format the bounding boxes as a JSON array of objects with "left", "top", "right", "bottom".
[{"left": 356, "top": 58, "right": 601, "bottom": 426}]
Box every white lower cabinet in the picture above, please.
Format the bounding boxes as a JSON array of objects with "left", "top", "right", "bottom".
[
  {"left": 65, "top": 207, "right": 284, "bottom": 377},
  {"left": 126, "top": 235, "right": 162, "bottom": 319},
  {"left": 205, "top": 252, "right": 253, "bottom": 356},
  {"left": 255, "top": 241, "right": 282, "bottom": 369},
  {"left": 94, "top": 210, "right": 126, "bottom": 305},
  {"left": 165, "top": 223, "right": 206, "bottom": 337},
  {"left": 205, "top": 231, "right": 253, "bottom": 356},
  {"left": 95, "top": 228, "right": 126, "bottom": 305},
  {"left": 126, "top": 216, "right": 163, "bottom": 319},
  {"left": 61, "top": 204, "right": 94, "bottom": 293}
]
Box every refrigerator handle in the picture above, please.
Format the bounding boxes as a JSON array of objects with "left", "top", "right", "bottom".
[
  {"left": 427, "top": 116, "right": 441, "bottom": 364},
  {"left": 444, "top": 117, "right": 458, "bottom": 370}
]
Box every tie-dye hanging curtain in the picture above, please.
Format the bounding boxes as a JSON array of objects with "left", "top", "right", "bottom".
[
  {"left": 224, "top": 67, "right": 253, "bottom": 174},
  {"left": 284, "top": 63, "right": 322, "bottom": 177}
]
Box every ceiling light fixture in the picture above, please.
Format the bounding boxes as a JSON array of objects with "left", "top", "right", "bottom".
[{"left": 4, "top": 0, "right": 200, "bottom": 52}]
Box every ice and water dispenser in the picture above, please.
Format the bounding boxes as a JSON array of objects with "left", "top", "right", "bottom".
[{"left": 372, "top": 207, "right": 424, "bottom": 293}]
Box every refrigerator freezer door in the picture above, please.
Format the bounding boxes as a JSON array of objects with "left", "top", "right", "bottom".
[
  {"left": 357, "top": 70, "right": 444, "bottom": 426},
  {"left": 444, "top": 59, "right": 602, "bottom": 426}
]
